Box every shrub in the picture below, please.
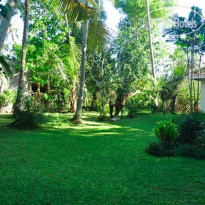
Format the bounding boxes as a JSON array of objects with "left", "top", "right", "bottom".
[
  {"left": 13, "top": 111, "right": 46, "bottom": 128},
  {"left": 176, "top": 144, "right": 205, "bottom": 159},
  {"left": 0, "top": 89, "right": 16, "bottom": 108},
  {"left": 12, "top": 97, "right": 46, "bottom": 128},
  {"left": 178, "top": 115, "right": 205, "bottom": 143},
  {"left": 125, "top": 97, "right": 138, "bottom": 118},
  {"left": 154, "top": 121, "right": 178, "bottom": 142},
  {"left": 171, "top": 115, "right": 184, "bottom": 125},
  {"left": 146, "top": 142, "right": 176, "bottom": 157},
  {"left": 195, "top": 130, "right": 205, "bottom": 149}
]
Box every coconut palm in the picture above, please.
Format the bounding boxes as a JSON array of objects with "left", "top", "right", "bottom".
[
  {"left": 14, "top": 0, "right": 30, "bottom": 114},
  {"left": 58, "top": 0, "right": 109, "bottom": 123}
]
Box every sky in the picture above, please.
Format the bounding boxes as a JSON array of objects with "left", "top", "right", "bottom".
[{"left": 5, "top": 0, "right": 205, "bottom": 46}]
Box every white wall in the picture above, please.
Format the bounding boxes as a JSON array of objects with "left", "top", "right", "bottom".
[{"left": 201, "top": 80, "right": 205, "bottom": 113}]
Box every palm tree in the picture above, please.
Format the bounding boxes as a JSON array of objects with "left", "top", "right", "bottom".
[
  {"left": 73, "top": 20, "right": 89, "bottom": 122},
  {"left": 14, "top": 0, "right": 30, "bottom": 114},
  {"left": 59, "top": 0, "right": 109, "bottom": 123},
  {"left": 0, "top": 0, "right": 17, "bottom": 52}
]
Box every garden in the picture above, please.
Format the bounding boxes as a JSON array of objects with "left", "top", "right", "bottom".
[{"left": 0, "top": 0, "right": 205, "bottom": 204}]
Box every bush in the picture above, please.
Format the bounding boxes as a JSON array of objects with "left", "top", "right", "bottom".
[
  {"left": 12, "top": 97, "right": 46, "bottom": 128},
  {"left": 171, "top": 114, "right": 184, "bottom": 125},
  {"left": 195, "top": 130, "right": 205, "bottom": 149},
  {"left": 178, "top": 115, "right": 205, "bottom": 143},
  {"left": 150, "top": 103, "right": 163, "bottom": 114},
  {"left": 147, "top": 114, "right": 205, "bottom": 159},
  {"left": 176, "top": 144, "right": 205, "bottom": 159},
  {"left": 0, "top": 89, "right": 16, "bottom": 108},
  {"left": 147, "top": 142, "right": 205, "bottom": 159},
  {"left": 154, "top": 121, "right": 178, "bottom": 142},
  {"left": 13, "top": 111, "right": 46, "bottom": 128},
  {"left": 125, "top": 97, "right": 138, "bottom": 118},
  {"left": 146, "top": 142, "right": 176, "bottom": 157}
]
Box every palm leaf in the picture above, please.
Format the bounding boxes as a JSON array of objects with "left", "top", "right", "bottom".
[
  {"left": 0, "top": 56, "right": 13, "bottom": 76},
  {"left": 88, "top": 19, "right": 110, "bottom": 53},
  {"left": 56, "top": 0, "right": 97, "bottom": 23}
]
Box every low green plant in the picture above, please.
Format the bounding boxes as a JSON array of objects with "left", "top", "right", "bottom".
[
  {"left": 12, "top": 97, "right": 46, "bottom": 128},
  {"left": 154, "top": 121, "right": 178, "bottom": 142},
  {"left": 146, "top": 142, "right": 176, "bottom": 157},
  {"left": 176, "top": 144, "right": 205, "bottom": 159},
  {"left": 125, "top": 97, "right": 138, "bottom": 118},
  {"left": 178, "top": 115, "right": 205, "bottom": 143},
  {"left": 195, "top": 130, "right": 205, "bottom": 149},
  {"left": 0, "top": 89, "right": 16, "bottom": 108}
]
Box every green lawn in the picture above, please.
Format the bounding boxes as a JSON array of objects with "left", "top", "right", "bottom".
[{"left": 0, "top": 113, "right": 205, "bottom": 205}]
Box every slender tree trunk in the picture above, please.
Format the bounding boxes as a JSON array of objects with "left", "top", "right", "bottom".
[
  {"left": 109, "top": 100, "right": 114, "bottom": 118},
  {"left": 70, "top": 86, "right": 77, "bottom": 113},
  {"left": 73, "top": 20, "right": 88, "bottom": 123},
  {"left": 170, "top": 94, "right": 177, "bottom": 113},
  {"left": 190, "top": 41, "right": 194, "bottom": 114},
  {"left": 146, "top": 0, "right": 156, "bottom": 82},
  {"left": 91, "top": 90, "right": 98, "bottom": 111},
  {"left": 14, "top": 0, "right": 29, "bottom": 114},
  {"left": 197, "top": 55, "right": 201, "bottom": 111},
  {"left": 113, "top": 90, "right": 126, "bottom": 118},
  {"left": 146, "top": 0, "right": 159, "bottom": 107},
  {"left": 0, "top": 0, "right": 16, "bottom": 52}
]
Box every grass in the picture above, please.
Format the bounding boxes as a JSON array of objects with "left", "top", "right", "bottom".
[{"left": 0, "top": 112, "right": 205, "bottom": 204}]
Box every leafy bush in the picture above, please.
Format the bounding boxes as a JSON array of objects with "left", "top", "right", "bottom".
[
  {"left": 13, "top": 111, "right": 46, "bottom": 128},
  {"left": 178, "top": 115, "right": 205, "bottom": 143},
  {"left": 12, "top": 97, "right": 46, "bottom": 128},
  {"left": 171, "top": 114, "right": 184, "bottom": 125},
  {"left": 146, "top": 142, "right": 176, "bottom": 157},
  {"left": 195, "top": 130, "right": 205, "bottom": 149},
  {"left": 147, "top": 142, "right": 205, "bottom": 159},
  {"left": 150, "top": 103, "right": 163, "bottom": 114},
  {"left": 0, "top": 89, "right": 16, "bottom": 108},
  {"left": 125, "top": 97, "right": 138, "bottom": 118},
  {"left": 154, "top": 121, "right": 178, "bottom": 142},
  {"left": 147, "top": 114, "right": 205, "bottom": 159},
  {"left": 176, "top": 144, "right": 205, "bottom": 159}
]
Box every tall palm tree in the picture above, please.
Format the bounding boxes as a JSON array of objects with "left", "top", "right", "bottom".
[
  {"left": 14, "top": 0, "right": 30, "bottom": 114},
  {"left": 146, "top": 0, "right": 156, "bottom": 83},
  {"left": 0, "top": 0, "right": 17, "bottom": 52},
  {"left": 59, "top": 0, "right": 109, "bottom": 123},
  {"left": 73, "top": 20, "right": 89, "bottom": 122}
]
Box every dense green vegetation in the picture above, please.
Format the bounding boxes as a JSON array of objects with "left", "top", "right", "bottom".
[
  {"left": 1, "top": 113, "right": 205, "bottom": 204},
  {"left": 1, "top": 0, "right": 205, "bottom": 203}
]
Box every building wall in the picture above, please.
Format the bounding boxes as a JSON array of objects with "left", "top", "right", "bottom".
[{"left": 201, "top": 80, "right": 205, "bottom": 113}]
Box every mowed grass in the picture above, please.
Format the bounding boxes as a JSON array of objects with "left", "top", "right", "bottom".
[{"left": 0, "top": 113, "right": 205, "bottom": 205}]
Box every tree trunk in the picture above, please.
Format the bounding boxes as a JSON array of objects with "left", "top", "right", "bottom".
[
  {"left": 190, "top": 41, "right": 194, "bottom": 114},
  {"left": 91, "top": 90, "right": 98, "bottom": 111},
  {"left": 0, "top": 0, "right": 17, "bottom": 52},
  {"left": 46, "top": 75, "right": 51, "bottom": 111},
  {"left": 197, "top": 55, "right": 201, "bottom": 111},
  {"left": 146, "top": 0, "right": 156, "bottom": 83},
  {"left": 70, "top": 86, "right": 77, "bottom": 113},
  {"left": 170, "top": 94, "right": 177, "bottom": 113},
  {"left": 113, "top": 91, "right": 125, "bottom": 118},
  {"left": 109, "top": 100, "right": 114, "bottom": 118},
  {"left": 73, "top": 20, "right": 88, "bottom": 123},
  {"left": 99, "top": 85, "right": 108, "bottom": 121},
  {"left": 14, "top": 0, "right": 29, "bottom": 114}
]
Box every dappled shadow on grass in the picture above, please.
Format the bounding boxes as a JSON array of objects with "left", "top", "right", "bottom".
[
  {"left": 1, "top": 113, "right": 205, "bottom": 204},
  {"left": 0, "top": 112, "right": 169, "bottom": 141}
]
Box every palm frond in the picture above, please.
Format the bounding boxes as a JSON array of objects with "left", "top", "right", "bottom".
[
  {"left": 56, "top": 0, "right": 97, "bottom": 23},
  {"left": 88, "top": 19, "right": 111, "bottom": 53},
  {"left": 0, "top": 56, "right": 13, "bottom": 76}
]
